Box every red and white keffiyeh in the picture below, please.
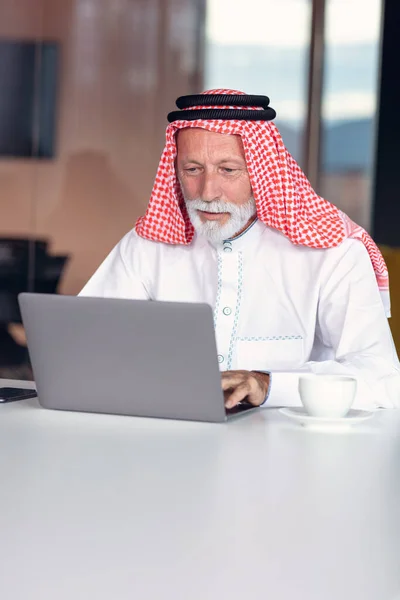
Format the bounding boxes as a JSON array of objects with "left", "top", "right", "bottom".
[{"left": 135, "top": 89, "right": 389, "bottom": 312}]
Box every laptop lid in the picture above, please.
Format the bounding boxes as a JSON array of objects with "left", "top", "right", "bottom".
[{"left": 18, "top": 293, "right": 228, "bottom": 422}]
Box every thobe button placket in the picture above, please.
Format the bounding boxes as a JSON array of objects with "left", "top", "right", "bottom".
[
  {"left": 223, "top": 242, "right": 233, "bottom": 253},
  {"left": 214, "top": 248, "right": 242, "bottom": 371},
  {"left": 217, "top": 354, "right": 224, "bottom": 364}
]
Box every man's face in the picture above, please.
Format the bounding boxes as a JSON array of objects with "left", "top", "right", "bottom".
[{"left": 176, "top": 128, "right": 256, "bottom": 242}]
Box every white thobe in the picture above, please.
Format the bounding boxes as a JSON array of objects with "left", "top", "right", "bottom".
[{"left": 80, "top": 219, "right": 400, "bottom": 409}]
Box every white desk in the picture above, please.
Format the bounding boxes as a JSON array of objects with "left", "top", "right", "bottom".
[{"left": 0, "top": 379, "right": 400, "bottom": 600}]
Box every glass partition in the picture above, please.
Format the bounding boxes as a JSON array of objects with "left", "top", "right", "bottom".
[
  {"left": 319, "top": 0, "right": 382, "bottom": 230},
  {"left": 205, "top": 0, "right": 312, "bottom": 166}
]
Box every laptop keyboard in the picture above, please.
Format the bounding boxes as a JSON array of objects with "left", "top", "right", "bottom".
[{"left": 225, "top": 401, "right": 254, "bottom": 416}]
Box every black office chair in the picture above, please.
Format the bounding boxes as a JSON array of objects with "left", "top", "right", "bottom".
[{"left": 0, "top": 237, "right": 69, "bottom": 375}]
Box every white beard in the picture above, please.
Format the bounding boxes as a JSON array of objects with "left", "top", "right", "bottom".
[{"left": 184, "top": 196, "right": 257, "bottom": 243}]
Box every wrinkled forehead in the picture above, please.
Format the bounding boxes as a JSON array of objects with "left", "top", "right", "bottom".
[{"left": 176, "top": 127, "right": 246, "bottom": 162}]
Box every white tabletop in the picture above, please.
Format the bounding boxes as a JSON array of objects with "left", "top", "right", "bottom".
[{"left": 1, "top": 379, "right": 400, "bottom": 600}]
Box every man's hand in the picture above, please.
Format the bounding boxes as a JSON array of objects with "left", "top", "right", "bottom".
[{"left": 221, "top": 370, "right": 270, "bottom": 409}]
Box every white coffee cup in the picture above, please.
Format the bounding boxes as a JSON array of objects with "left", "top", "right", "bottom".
[{"left": 298, "top": 374, "right": 357, "bottom": 418}]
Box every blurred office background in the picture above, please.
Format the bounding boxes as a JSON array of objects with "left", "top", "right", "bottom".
[{"left": 0, "top": 0, "right": 398, "bottom": 379}]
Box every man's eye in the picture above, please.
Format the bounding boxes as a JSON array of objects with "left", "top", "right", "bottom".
[
  {"left": 185, "top": 167, "right": 199, "bottom": 173},
  {"left": 222, "top": 168, "right": 236, "bottom": 173}
]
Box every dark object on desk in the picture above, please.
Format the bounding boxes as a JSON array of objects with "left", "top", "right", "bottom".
[{"left": 0, "top": 387, "right": 37, "bottom": 403}]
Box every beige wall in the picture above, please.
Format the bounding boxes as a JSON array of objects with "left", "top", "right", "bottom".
[{"left": 0, "top": 0, "right": 204, "bottom": 293}]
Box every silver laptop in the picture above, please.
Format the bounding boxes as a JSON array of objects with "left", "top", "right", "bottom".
[{"left": 18, "top": 293, "right": 257, "bottom": 422}]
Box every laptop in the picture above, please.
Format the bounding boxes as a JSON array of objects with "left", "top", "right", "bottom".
[{"left": 18, "top": 293, "right": 258, "bottom": 422}]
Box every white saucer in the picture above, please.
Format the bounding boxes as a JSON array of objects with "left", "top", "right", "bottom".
[{"left": 279, "top": 407, "right": 374, "bottom": 430}]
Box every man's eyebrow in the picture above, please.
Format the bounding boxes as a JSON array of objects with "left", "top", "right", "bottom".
[
  {"left": 181, "top": 159, "right": 203, "bottom": 165},
  {"left": 180, "top": 158, "right": 245, "bottom": 166},
  {"left": 219, "top": 158, "right": 245, "bottom": 165}
]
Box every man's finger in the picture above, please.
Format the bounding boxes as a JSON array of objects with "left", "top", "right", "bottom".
[{"left": 224, "top": 382, "right": 252, "bottom": 409}]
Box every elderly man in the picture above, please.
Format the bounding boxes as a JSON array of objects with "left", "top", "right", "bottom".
[{"left": 80, "top": 89, "right": 400, "bottom": 409}]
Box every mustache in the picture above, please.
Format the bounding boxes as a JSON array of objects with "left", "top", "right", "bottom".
[{"left": 184, "top": 198, "right": 240, "bottom": 214}]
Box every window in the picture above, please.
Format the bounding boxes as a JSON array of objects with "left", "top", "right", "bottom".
[
  {"left": 205, "top": 0, "right": 312, "bottom": 165},
  {"left": 320, "top": 0, "right": 382, "bottom": 230}
]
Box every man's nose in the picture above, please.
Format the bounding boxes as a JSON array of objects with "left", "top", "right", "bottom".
[{"left": 200, "top": 172, "right": 221, "bottom": 202}]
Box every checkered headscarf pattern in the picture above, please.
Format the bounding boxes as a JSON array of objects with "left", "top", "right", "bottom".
[{"left": 135, "top": 89, "right": 389, "bottom": 292}]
